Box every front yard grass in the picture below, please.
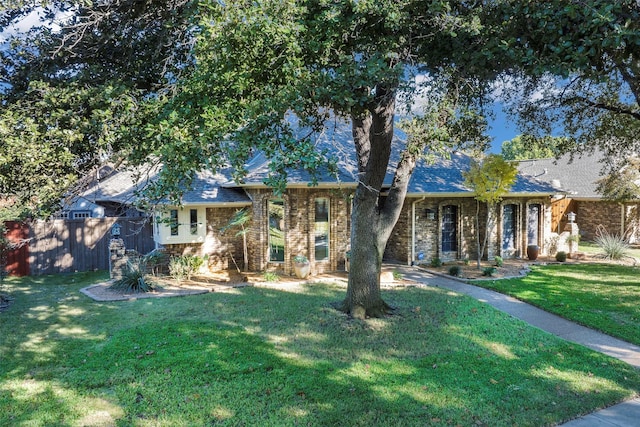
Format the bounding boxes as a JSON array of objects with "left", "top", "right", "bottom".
[
  {"left": 473, "top": 263, "right": 640, "bottom": 346},
  {"left": 1, "top": 271, "right": 639, "bottom": 426}
]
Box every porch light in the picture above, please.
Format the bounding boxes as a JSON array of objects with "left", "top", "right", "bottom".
[
  {"left": 567, "top": 211, "right": 576, "bottom": 223},
  {"left": 425, "top": 209, "right": 436, "bottom": 221},
  {"left": 111, "top": 222, "right": 122, "bottom": 237}
]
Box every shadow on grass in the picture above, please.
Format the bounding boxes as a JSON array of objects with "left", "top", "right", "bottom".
[{"left": 1, "top": 272, "right": 639, "bottom": 425}]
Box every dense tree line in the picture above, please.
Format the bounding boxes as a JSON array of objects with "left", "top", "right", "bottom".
[{"left": 1, "top": 1, "right": 638, "bottom": 315}]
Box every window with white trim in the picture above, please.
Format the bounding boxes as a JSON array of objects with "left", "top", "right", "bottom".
[
  {"left": 268, "top": 199, "right": 284, "bottom": 262},
  {"left": 314, "top": 198, "right": 329, "bottom": 261}
]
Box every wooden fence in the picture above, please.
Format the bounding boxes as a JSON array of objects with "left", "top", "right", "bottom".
[{"left": 4, "top": 217, "right": 155, "bottom": 276}]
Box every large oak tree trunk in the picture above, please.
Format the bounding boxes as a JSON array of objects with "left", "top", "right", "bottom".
[{"left": 339, "top": 85, "right": 418, "bottom": 319}]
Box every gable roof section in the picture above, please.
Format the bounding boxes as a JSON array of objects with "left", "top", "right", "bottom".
[
  {"left": 517, "top": 151, "right": 606, "bottom": 200},
  {"left": 80, "top": 166, "right": 252, "bottom": 207},
  {"left": 78, "top": 119, "right": 561, "bottom": 207},
  {"left": 238, "top": 118, "right": 558, "bottom": 197}
]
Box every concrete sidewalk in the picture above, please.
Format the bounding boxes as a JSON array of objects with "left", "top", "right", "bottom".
[{"left": 395, "top": 266, "right": 640, "bottom": 427}]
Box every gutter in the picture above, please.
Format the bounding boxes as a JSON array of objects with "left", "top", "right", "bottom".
[{"left": 411, "top": 196, "right": 426, "bottom": 266}]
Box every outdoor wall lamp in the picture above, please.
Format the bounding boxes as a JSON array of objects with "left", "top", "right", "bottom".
[
  {"left": 425, "top": 209, "right": 436, "bottom": 220},
  {"left": 567, "top": 211, "right": 576, "bottom": 223},
  {"left": 111, "top": 222, "right": 122, "bottom": 237}
]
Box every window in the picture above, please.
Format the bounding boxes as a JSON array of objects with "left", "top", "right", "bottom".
[
  {"left": 72, "top": 211, "right": 91, "bottom": 219},
  {"left": 190, "top": 209, "right": 198, "bottom": 235},
  {"left": 315, "top": 198, "right": 329, "bottom": 261},
  {"left": 268, "top": 199, "right": 285, "bottom": 262},
  {"left": 441, "top": 205, "right": 458, "bottom": 252},
  {"left": 502, "top": 204, "right": 518, "bottom": 252},
  {"left": 170, "top": 209, "right": 179, "bottom": 236},
  {"left": 527, "top": 204, "right": 542, "bottom": 246}
]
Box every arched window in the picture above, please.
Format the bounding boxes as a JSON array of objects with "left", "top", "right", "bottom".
[
  {"left": 268, "top": 199, "right": 285, "bottom": 262},
  {"left": 314, "top": 198, "right": 330, "bottom": 261},
  {"left": 441, "top": 205, "right": 458, "bottom": 252},
  {"left": 527, "top": 204, "right": 542, "bottom": 246},
  {"left": 502, "top": 204, "right": 518, "bottom": 253}
]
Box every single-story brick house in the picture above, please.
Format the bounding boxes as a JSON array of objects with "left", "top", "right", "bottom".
[
  {"left": 517, "top": 151, "right": 640, "bottom": 243},
  {"left": 80, "top": 128, "right": 560, "bottom": 276}
]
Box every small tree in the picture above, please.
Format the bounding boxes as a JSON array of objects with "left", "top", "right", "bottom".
[
  {"left": 220, "top": 208, "right": 251, "bottom": 272},
  {"left": 463, "top": 154, "right": 518, "bottom": 269}
]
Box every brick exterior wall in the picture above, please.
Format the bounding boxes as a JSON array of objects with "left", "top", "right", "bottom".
[
  {"left": 162, "top": 207, "right": 246, "bottom": 271},
  {"left": 162, "top": 192, "right": 553, "bottom": 274},
  {"left": 245, "top": 188, "right": 352, "bottom": 276},
  {"left": 574, "top": 201, "right": 640, "bottom": 242},
  {"left": 385, "top": 197, "right": 484, "bottom": 264},
  {"left": 385, "top": 196, "right": 552, "bottom": 265}
]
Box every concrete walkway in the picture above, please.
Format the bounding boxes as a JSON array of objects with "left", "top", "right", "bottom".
[{"left": 395, "top": 266, "right": 640, "bottom": 427}]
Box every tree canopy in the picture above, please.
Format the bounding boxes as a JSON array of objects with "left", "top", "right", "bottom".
[
  {"left": 3, "top": 0, "right": 640, "bottom": 315},
  {"left": 501, "top": 134, "right": 564, "bottom": 160},
  {"left": 496, "top": 0, "right": 640, "bottom": 163}
]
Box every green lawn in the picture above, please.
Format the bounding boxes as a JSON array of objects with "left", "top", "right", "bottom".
[
  {"left": 473, "top": 263, "right": 640, "bottom": 346},
  {"left": 1, "top": 271, "right": 639, "bottom": 426},
  {"left": 579, "top": 240, "right": 640, "bottom": 259}
]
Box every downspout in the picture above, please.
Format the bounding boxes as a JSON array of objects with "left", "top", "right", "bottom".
[
  {"left": 620, "top": 202, "right": 625, "bottom": 238},
  {"left": 411, "top": 197, "right": 426, "bottom": 266}
]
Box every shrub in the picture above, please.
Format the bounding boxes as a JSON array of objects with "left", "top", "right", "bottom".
[
  {"left": 144, "top": 250, "right": 168, "bottom": 276},
  {"left": 555, "top": 251, "right": 567, "bottom": 262},
  {"left": 430, "top": 257, "right": 443, "bottom": 267},
  {"left": 169, "top": 255, "right": 206, "bottom": 281},
  {"left": 263, "top": 271, "right": 280, "bottom": 282},
  {"left": 448, "top": 265, "right": 461, "bottom": 277},
  {"left": 494, "top": 256, "right": 503, "bottom": 267},
  {"left": 482, "top": 267, "right": 496, "bottom": 277},
  {"left": 293, "top": 255, "right": 308, "bottom": 264},
  {"left": 392, "top": 270, "right": 403, "bottom": 280},
  {"left": 109, "top": 259, "right": 154, "bottom": 293},
  {"left": 595, "top": 225, "right": 629, "bottom": 260}
]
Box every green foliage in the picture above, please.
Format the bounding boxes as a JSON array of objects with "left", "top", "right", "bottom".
[
  {"left": 220, "top": 208, "right": 251, "bottom": 237},
  {"left": 595, "top": 226, "right": 630, "bottom": 260},
  {"left": 392, "top": 270, "right": 403, "bottom": 280},
  {"left": 464, "top": 154, "right": 518, "bottom": 268},
  {"left": 109, "top": 259, "right": 155, "bottom": 293},
  {"left": 293, "top": 255, "right": 309, "bottom": 264},
  {"left": 501, "top": 134, "right": 565, "bottom": 160},
  {"left": 555, "top": 251, "right": 567, "bottom": 262},
  {"left": 494, "top": 256, "right": 503, "bottom": 267},
  {"left": 463, "top": 155, "right": 518, "bottom": 205},
  {"left": 494, "top": 1, "right": 640, "bottom": 166},
  {"left": 262, "top": 271, "right": 280, "bottom": 282},
  {"left": 448, "top": 265, "right": 462, "bottom": 277},
  {"left": 482, "top": 267, "right": 496, "bottom": 277},
  {"left": 430, "top": 257, "right": 443, "bottom": 268},
  {"left": 596, "top": 157, "right": 640, "bottom": 202},
  {"left": 143, "top": 250, "right": 168, "bottom": 276},
  {"left": 168, "top": 255, "right": 206, "bottom": 282}
]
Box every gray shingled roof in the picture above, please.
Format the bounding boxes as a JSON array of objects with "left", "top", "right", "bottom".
[
  {"left": 517, "top": 151, "right": 606, "bottom": 199},
  {"left": 81, "top": 119, "right": 561, "bottom": 206},
  {"left": 81, "top": 166, "right": 252, "bottom": 206},
  {"left": 240, "top": 119, "right": 558, "bottom": 196}
]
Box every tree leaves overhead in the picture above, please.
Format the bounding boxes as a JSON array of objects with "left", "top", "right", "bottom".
[
  {"left": 0, "top": 0, "right": 196, "bottom": 216},
  {"left": 495, "top": 0, "right": 640, "bottom": 161}
]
